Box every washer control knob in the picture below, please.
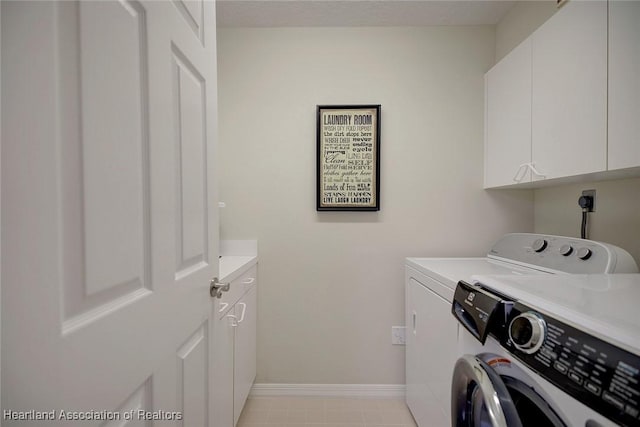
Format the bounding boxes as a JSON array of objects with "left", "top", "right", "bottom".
[
  {"left": 559, "top": 244, "right": 573, "bottom": 256},
  {"left": 532, "top": 239, "right": 548, "bottom": 253},
  {"left": 509, "top": 312, "right": 547, "bottom": 354},
  {"left": 577, "top": 247, "right": 593, "bottom": 260}
]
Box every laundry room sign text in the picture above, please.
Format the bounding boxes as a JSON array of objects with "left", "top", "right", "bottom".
[{"left": 316, "top": 105, "right": 381, "bottom": 211}]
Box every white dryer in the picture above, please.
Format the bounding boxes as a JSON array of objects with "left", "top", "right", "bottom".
[
  {"left": 451, "top": 274, "right": 640, "bottom": 427},
  {"left": 405, "top": 233, "right": 637, "bottom": 427}
]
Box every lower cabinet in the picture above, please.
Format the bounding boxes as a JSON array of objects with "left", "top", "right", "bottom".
[
  {"left": 213, "top": 266, "right": 257, "bottom": 427},
  {"left": 213, "top": 306, "right": 235, "bottom": 427},
  {"left": 234, "top": 285, "right": 257, "bottom": 425},
  {"left": 405, "top": 269, "right": 458, "bottom": 427}
]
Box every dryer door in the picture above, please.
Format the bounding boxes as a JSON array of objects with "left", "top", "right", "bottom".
[{"left": 451, "top": 355, "right": 523, "bottom": 427}]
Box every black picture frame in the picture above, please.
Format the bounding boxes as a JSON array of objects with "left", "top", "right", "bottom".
[{"left": 316, "top": 105, "right": 381, "bottom": 211}]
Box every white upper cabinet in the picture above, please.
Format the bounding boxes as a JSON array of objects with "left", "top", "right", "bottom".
[
  {"left": 608, "top": 0, "right": 640, "bottom": 171},
  {"left": 484, "top": 0, "right": 619, "bottom": 188},
  {"left": 485, "top": 38, "right": 532, "bottom": 188},
  {"left": 531, "top": 0, "right": 607, "bottom": 181}
]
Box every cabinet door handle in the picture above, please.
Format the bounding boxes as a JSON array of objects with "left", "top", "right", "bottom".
[
  {"left": 218, "top": 302, "right": 229, "bottom": 313},
  {"left": 528, "top": 162, "right": 546, "bottom": 179},
  {"left": 513, "top": 163, "right": 529, "bottom": 183},
  {"left": 226, "top": 314, "right": 238, "bottom": 327},
  {"left": 513, "top": 162, "right": 546, "bottom": 183},
  {"left": 242, "top": 278, "right": 255, "bottom": 285},
  {"left": 237, "top": 302, "right": 247, "bottom": 324}
]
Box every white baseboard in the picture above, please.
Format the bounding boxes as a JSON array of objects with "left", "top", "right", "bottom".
[{"left": 249, "top": 383, "right": 406, "bottom": 399}]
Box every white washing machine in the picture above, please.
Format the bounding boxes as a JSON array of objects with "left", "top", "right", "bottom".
[
  {"left": 405, "top": 233, "right": 638, "bottom": 427},
  {"left": 452, "top": 274, "right": 640, "bottom": 427}
]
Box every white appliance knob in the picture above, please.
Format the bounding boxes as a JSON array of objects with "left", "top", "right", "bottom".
[
  {"left": 508, "top": 312, "right": 547, "bottom": 354},
  {"left": 559, "top": 244, "right": 573, "bottom": 256},
  {"left": 532, "top": 239, "right": 548, "bottom": 253},
  {"left": 577, "top": 248, "right": 592, "bottom": 260}
]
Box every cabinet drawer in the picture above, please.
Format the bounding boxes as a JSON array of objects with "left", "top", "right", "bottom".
[{"left": 218, "top": 265, "right": 257, "bottom": 319}]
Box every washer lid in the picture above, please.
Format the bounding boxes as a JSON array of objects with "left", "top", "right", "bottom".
[{"left": 471, "top": 273, "right": 640, "bottom": 354}]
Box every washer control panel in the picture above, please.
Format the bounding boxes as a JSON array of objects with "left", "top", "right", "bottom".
[
  {"left": 488, "top": 233, "right": 618, "bottom": 274},
  {"left": 503, "top": 302, "right": 640, "bottom": 427}
]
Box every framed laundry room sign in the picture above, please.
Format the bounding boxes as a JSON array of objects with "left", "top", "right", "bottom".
[{"left": 316, "top": 105, "right": 381, "bottom": 211}]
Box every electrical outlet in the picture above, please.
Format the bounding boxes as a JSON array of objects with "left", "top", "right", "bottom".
[
  {"left": 392, "top": 326, "right": 406, "bottom": 345},
  {"left": 582, "top": 189, "right": 596, "bottom": 212}
]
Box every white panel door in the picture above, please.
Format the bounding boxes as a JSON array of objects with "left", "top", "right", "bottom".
[
  {"left": 608, "top": 0, "right": 640, "bottom": 171},
  {"left": 1, "top": 1, "right": 219, "bottom": 425},
  {"left": 531, "top": 0, "right": 607, "bottom": 181},
  {"left": 484, "top": 38, "right": 532, "bottom": 188}
]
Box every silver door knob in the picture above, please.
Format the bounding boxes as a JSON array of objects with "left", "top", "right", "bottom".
[{"left": 210, "top": 277, "right": 230, "bottom": 298}]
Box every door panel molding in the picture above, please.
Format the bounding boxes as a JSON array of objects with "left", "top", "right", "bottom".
[
  {"left": 171, "top": 0, "right": 205, "bottom": 45},
  {"left": 172, "top": 42, "right": 209, "bottom": 281},
  {"left": 177, "top": 322, "right": 209, "bottom": 426},
  {"left": 57, "top": 1, "right": 153, "bottom": 331}
]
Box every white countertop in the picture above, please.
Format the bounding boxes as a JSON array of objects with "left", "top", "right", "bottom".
[
  {"left": 219, "top": 255, "right": 257, "bottom": 283},
  {"left": 406, "top": 257, "right": 545, "bottom": 291}
]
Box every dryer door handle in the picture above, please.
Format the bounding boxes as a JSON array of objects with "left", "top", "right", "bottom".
[{"left": 451, "top": 355, "right": 523, "bottom": 427}]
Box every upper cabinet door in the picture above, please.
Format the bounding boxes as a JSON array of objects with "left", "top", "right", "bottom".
[
  {"left": 484, "top": 38, "right": 533, "bottom": 188},
  {"left": 531, "top": 0, "right": 607, "bottom": 181},
  {"left": 608, "top": 0, "right": 640, "bottom": 171}
]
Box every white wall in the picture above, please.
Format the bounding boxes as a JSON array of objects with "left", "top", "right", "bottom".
[
  {"left": 534, "top": 178, "right": 640, "bottom": 264},
  {"left": 217, "top": 26, "right": 534, "bottom": 384},
  {"left": 495, "top": 1, "right": 640, "bottom": 265}
]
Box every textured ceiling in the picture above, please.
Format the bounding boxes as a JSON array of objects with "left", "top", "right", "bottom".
[{"left": 216, "top": 0, "right": 518, "bottom": 28}]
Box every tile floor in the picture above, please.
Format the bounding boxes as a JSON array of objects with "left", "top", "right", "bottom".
[{"left": 237, "top": 396, "right": 417, "bottom": 427}]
